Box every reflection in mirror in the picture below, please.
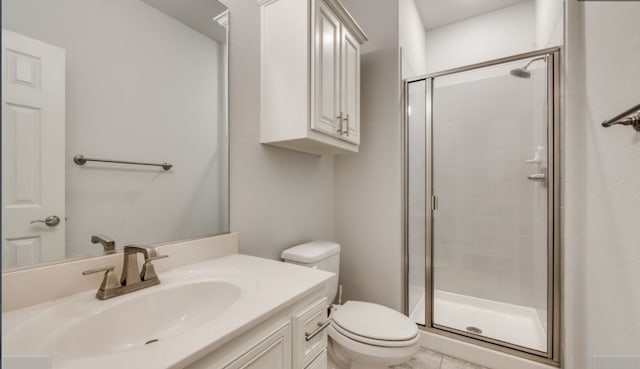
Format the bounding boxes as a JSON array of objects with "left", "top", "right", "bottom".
[{"left": 1, "top": 0, "right": 229, "bottom": 270}]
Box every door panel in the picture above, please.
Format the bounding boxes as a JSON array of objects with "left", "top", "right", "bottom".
[
  {"left": 312, "top": 2, "right": 341, "bottom": 136},
  {"left": 430, "top": 56, "right": 550, "bottom": 353},
  {"left": 224, "top": 324, "right": 291, "bottom": 369},
  {"left": 2, "top": 29, "right": 66, "bottom": 269},
  {"left": 341, "top": 29, "right": 359, "bottom": 144}
]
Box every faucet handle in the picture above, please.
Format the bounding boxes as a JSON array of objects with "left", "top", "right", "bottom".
[
  {"left": 141, "top": 254, "right": 169, "bottom": 281},
  {"left": 83, "top": 266, "right": 121, "bottom": 299},
  {"left": 147, "top": 254, "right": 168, "bottom": 262}
]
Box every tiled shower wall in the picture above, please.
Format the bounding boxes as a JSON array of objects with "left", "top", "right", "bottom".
[{"left": 431, "top": 69, "right": 548, "bottom": 310}]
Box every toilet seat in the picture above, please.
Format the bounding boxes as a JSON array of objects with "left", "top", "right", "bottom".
[{"left": 331, "top": 301, "right": 419, "bottom": 347}]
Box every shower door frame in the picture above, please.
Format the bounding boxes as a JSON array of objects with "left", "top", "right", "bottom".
[{"left": 402, "top": 47, "right": 561, "bottom": 365}]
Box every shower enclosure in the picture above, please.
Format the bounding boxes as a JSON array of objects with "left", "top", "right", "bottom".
[{"left": 403, "top": 48, "right": 560, "bottom": 363}]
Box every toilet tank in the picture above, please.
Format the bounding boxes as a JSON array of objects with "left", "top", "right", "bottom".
[{"left": 281, "top": 241, "right": 340, "bottom": 303}]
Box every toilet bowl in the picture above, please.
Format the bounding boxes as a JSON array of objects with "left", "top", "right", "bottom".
[
  {"left": 282, "top": 241, "right": 419, "bottom": 369},
  {"left": 327, "top": 301, "right": 420, "bottom": 369}
]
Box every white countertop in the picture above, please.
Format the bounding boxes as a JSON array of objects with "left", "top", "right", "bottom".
[{"left": 2, "top": 254, "right": 333, "bottom": 369}]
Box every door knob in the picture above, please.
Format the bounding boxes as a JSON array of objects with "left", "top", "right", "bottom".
[{"left": 30, "top": 215, "right": 61, "bottom": 227}]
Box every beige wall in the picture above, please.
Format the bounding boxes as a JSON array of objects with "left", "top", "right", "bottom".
[
  {"left": 399, "top": 0, "right": 429, "bottom": 78},
  {"left": 563, "top": 1, "right": 640, "bottom": 368},
  {"left": 423, "top": 1, "right": 536, "bottom": 74},
  {"left": 334, "top": 0, "right": 403, "bottom": 311},
  {"left": 225, "top": 0, "right": 403, "bottom": 311},
  {"left": 225, "top": 0, "right": 336, "bottom": 260}
]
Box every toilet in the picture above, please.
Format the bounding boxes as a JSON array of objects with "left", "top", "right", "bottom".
[{"left": 282, "top": 241, "right": 420, "bottom": 369}]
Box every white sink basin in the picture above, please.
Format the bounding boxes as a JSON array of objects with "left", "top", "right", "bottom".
[
  {"left": 54, "top": 280, "right": 241, "bottom": 358},
  {"left": 2, "top": 254, "right": 331, "bottom": 369}
]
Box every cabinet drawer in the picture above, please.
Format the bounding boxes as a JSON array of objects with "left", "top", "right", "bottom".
[
  {"left": 293, "top": 298, "right": 329, "bottom": 368},
  {"left": 304, "top": 349, "right": 327, "bottom": 369}
]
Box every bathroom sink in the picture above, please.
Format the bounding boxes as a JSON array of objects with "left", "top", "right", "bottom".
[
  {"left": 2, "top": 254, "right": 332, "bottom": 369},
  {"left": 54, "top": 280, "right": 241, "bottom": 358}
]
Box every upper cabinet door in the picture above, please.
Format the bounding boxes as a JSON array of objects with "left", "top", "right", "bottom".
[
  {"left": 341, "top": 28, "right": 360, "bottom": 144},
  {"left": 312, "top": 1, "right": 342, "bottom": 136},
  {"left": 259, "top": 0, "right": 366, "bottom": 155}
]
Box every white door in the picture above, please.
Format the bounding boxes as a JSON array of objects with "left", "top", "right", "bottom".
[
  {"left": 312, "top": 1, "right": 342, "bottom": 136},
  {"left": 340, "top": 28, "right": 360, "bottom": 144},
  {"left": 2, "top": 30, "right": 66, "bottom": 269}
]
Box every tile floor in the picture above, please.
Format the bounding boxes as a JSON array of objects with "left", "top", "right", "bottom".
[{"left": 391, "top": 348, "right": 491, "bottom": 369}]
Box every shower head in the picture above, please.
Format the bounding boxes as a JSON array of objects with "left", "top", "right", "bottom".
[
  {"left": 510, "top": 68, "right": 531, "bottom": 79},
  {"left": 509, "top": 56, "right": 547, "bottom": 79}
]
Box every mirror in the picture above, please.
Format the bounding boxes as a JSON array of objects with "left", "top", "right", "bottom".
[{"left": 1, "top": 0, "right": 229, "bottom": 270}]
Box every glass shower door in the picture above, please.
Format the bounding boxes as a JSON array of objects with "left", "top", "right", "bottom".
[
  {"left": 431, "top": 56, "right": 550, "bottom": 353},
  {"left": 404, "top": 50, "right": 559, "bottom": 361},
  {"left": 405, "top": 80, "right": 427, "bottom": 325}
]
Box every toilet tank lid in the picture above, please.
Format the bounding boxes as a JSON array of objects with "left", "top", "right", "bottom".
[{"left": 281, "top": 241, "right": 341, "bottom": 263}]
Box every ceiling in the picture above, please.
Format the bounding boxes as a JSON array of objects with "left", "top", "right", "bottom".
[
  {"left": 142, "top": 0, "right": 227, "bottom": 43},
  {"left": 414, "top": 0, "right": 529, "bottom": 30}
]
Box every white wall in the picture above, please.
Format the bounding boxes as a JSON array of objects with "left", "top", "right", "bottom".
[
  {"left": 563, "top": 1, "right": 640, "bottom": 368},
  {"left": 423, "top": 1, "right": 536, "bottom": 74},
  {"left": 399, "top": 0, "right": 429, "bottom": 78},
  {"left": 334, "top": 0, "right": 403, "bottom": 311},
  {"left": 2, "top": 0, "right": 228, "bottom": 258},
  {"left": 225, "top": 0, "right": 335, "bottom": 260},
  {"left": 536, "top": 0, "right": 564, "bottom": 48}
]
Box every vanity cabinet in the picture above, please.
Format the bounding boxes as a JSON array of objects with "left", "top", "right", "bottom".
[
  {"left": 185, "top": 291, "right": 329, "bottom": 369},
  {"left": 224, "top": 324, "right": 292, "bottom": 369},
  {"left": 258, "top": 0, "right": 367, "bottom": 155}
]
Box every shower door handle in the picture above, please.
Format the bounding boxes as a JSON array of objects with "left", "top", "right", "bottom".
[{"left": 527, "top": 173, "right": 546, "bottom": 182}]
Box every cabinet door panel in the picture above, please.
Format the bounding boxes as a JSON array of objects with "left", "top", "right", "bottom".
[
  {"left": 341, "top": 29, "right": 360, "bottom": 144},
  {"left": 292, "top": 298, "right": 328, "bottom": 368},
  {"left": 312, "top": 1, "right": 341, "bottom": 136},
  {"left": 224, "top": 324, "right": 291, "bottom": 369},
  {"left": 304, "top": 350, "right": 327, "bottom": 369}
]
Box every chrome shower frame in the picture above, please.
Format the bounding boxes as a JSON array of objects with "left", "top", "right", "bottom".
[{"left": 402, "top": 47, "right": 561, "bottom": 366}]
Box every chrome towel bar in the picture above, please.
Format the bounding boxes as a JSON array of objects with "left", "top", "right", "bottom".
[
  {"left": 73, "top": 155, "right": 173, "bottom": 171},
  {"left": 601, "top": 103, "right": 640, "bottom": 132}
]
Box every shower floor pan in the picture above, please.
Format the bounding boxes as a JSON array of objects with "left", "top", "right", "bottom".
[{"left": 410, "top": 290, "right": 546, "bottom": 352}]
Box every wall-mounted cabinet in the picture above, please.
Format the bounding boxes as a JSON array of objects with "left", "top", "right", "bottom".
[{"left": 258, "top": 0, "right": 367, "bottom": 155}]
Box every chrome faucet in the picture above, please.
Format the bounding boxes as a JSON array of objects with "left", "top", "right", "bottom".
[
  {"left": 82, "top": 245, "right": 168, "bottom": 300},
  {"left": 91, "top": 234, "right": 116, "bottom": 253}
]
